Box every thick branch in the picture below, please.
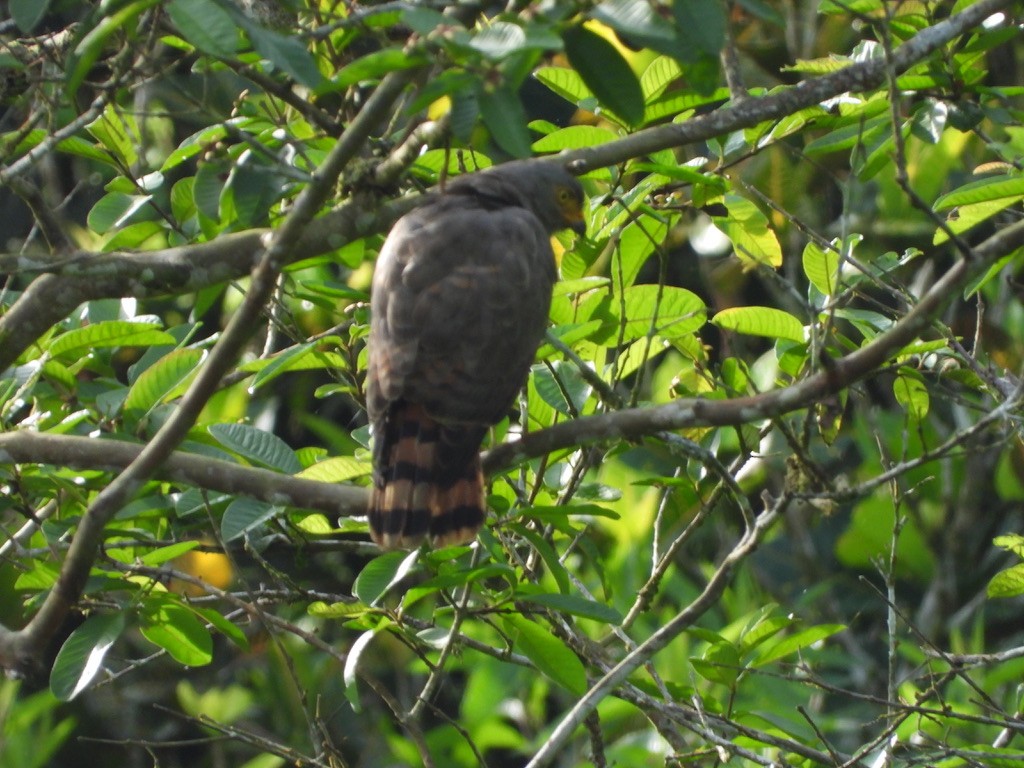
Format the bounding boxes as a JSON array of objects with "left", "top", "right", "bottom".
[{"left": 0, "top": 431, "right": 368, "bottom": 514}]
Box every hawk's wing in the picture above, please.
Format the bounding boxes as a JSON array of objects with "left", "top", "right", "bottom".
[
  {"left": 367, "top": 194, "right": 556, "bottom": 427},
  {"left": 365, "top": 193, "right": 557, "bottom": 549}
]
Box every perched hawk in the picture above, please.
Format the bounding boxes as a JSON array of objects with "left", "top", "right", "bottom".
[{"left": 366, "top": 161, "right": 586, "bottom": 549}]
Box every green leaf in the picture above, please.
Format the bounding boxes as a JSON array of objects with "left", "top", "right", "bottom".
[
  {"left": 49, "top": 321, "right": 175, "bottom": 358},
  {"left": 893, "top": 367, "right": 930, "bottom": 420},
  {"left": 470, "top": 21, "right": 527, "bottom": 59},
  {"left": 532, "top": 361, "right": 592, "bottom": 415},
  {"left": 516, "top": 593, "right": 623, "bottom": 624},
  {"left": 988, "top": 564, "right": 1024, "bottom": 598},
  {"left": 326, "top": 48, "right": 425, "bottom": 91},
  {"left": 712, "top": 195, "right": 783, "bottom": 267},
  {"left": 673, "top": 0, "right": 726, "bottom": 57},
  {"left": 802, "top": 241, "right": 840, "bottom": 296},
  {"left": 296, "top": 456, "right": 371, "bottom": 483},
  {"left": 691, "top": 640, "right": 741, "bottom": 686},
  {"left": 752, "top": 624, "right": 846, "bottom": 667},
  {"left": 353, "top": 550, "right": 420, "bottom": 605},
  {"left": 220, "top": 498, "right": 280, "bottom": 542},
  {"left": 208, "top": 423, "right": 302, "bottom": 474},
  {"left": 246, "top": 24, "right": 323, "bottom": 88},
  {"left": 933, "top": 174, "right": 1024, "bottom": 210},
  {"left": 532, "top": 125, "right": 619, "bottom": 152},
  {"left": 534, "top": 66, "right": 593, "bottom": 104},
  {"left": 620, "top": 285, "right": 707, "bottom": 341},
  {"left": 479, "top": 85, "right": 532, "bottom": 158},
  {"left": 123, "top": 348, "right": 205, "bottom": 419},
  {"left": 140, "top": 599, "right": 214, "bottom": 666},
  {"left": 503, "top": 615, "right": 587, "bottom": 695},
  {"left": 166, "top": 0, "right": 239, "bottom": 58},
  {"left": 50, "top": 612, "right": 126, "bottom": 701},
  {"left": 87, "top": 191, "right": 141, "bottom": 234},
  {"left": 139, "top": 540, "right": 200, "bottom": 566},
  {"left": 562, "top": 25, "right": 644, "bottom": 127},
  {"left": 11, "top": 0, "right": 50, "bottom": 33},
  {"left": 308, "top": 600, "right": 372, "bottom": 619},
  {"left": 712, "top": 306, "right": 805, "bottom": 343},
  {"left": 639, "top": 56, "right": 683, "bottom": 100},
  {"left": 191, "top": 606, "right": 250, "bottom": 651},
  {"left": 343, "top": 629, "right": 377, "bottom": 712}
]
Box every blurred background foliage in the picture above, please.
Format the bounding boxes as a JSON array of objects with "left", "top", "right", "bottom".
[{"left": 2, "top": 0, "right": 1024, "bottom": 766}]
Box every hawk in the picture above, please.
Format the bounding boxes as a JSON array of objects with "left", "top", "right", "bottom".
[{"left": 366, "top": 161, "right": 586, "bottom": 549}]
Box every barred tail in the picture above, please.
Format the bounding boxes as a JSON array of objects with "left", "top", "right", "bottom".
[{"left": 369, "top": 402, "right": 486, "bottom": 550}]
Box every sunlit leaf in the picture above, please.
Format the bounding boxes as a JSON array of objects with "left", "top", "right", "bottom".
[
  {"left": 712, "top": 306, "right": 805, "bottom": 343},
  {"left": 503, "top": 615, "right": 587, "bottom": 695},
  {"left": 562, "top": 24, "right": 644, "bottom": 126},
  {"left": 50, "top": 613, "right": 126, "bottom": 701}
]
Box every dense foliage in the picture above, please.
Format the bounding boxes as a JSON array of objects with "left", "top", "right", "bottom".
[{"left": 2, "top": 1, "right": 1024, "bottom": 766}]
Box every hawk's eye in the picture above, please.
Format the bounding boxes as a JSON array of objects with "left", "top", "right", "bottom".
[{"left": 556, "top": 186, "right": 574, "bottom": 203}]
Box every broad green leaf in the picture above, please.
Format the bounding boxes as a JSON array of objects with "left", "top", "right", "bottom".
[
  {"left": 308, "top": 600, "right": 372, "bottom": 619},
  {"left": 712, "top": 306, "right": 805, "bottom": 343},
  {"left": 139, "top": 599, "right": 214, "bottom": 666},
  {"left": 242, "top": 344, "right": 349, "bottom": 390},
  {"left": 49, "top": 321, "right": 175, "bottom": 358},
  {"left": 639, "top": 55, "right": 683, "bottom": 100},
  {"left": 220, "top": 498, "right": 280, "bottom": 542},
  {"left": 343, "top": 629, "right": 377, "bottom": 712},
  {"left": 503, "top": 615, "right": 587, "bottom": 695},
  {"left": 326, "top": 48, "right": 426, "bottom": 91},
  {"left": 50, "top": 612, "right": 126, "bottom": 701},
  {"left": 673, "top": 0, "right": 726, "bottom": 56},
  {"left": 532, "top": 125, "right": 619, "bottom": 152},
  {"left": 562, "top": 25, "right": 644, "bottom": 127},
  {"left": 353, "top": 550, "right": 420, "bottom": 605},
  {"left": 533, "top": 66, "right": 593, "bottom": 104},
  {"left": 246, "top": 24, "right": 323, "bottom": 88},
  {"left": 139, "top": 540, "right": 200, "bottom": 566},
  {"left": 516, "top": 593, "right": 623, "bottom": 624},
  {"left": 592, "top": 0, "right": 682, "bottom": 59},
  {"left": 713, "top": 195, "right": 783, "bottom": 267},
  {"left": 933, "top": 174, "right": 1024, "bottom": 210},
  {"left": 691, "top": 640, "right": 741, "bottom": 686},
  {"left": 893, "top": 368, "right": 929, "bottom": 420},
  {"left": 166, "top": 0, "right": 239, "bottom": 58},
  {"left": 297, "top": 456, "right": 371, "bottom": 483},
  {"left": 752, "top": 624, "right": 846, "bottom": 667},
  {"left": 802, "top": 241, "right": 840, "bottom": 296},
  {"left": 479, "top": 85, "right": 532, "bottom": 158},
  {"left": 11, "top": 0, "right": 49, "bottom": 32},
  {"left": 993, "top": 534, "right": 1024, "bottom": 558},
  {"left": 935, "top": 198, "right": 1020, "bottom": 245},
  {"left": 470, "top": 21, "right": 527, "bottom": 59},
  {"left": 988, "top": 564, "right": 1024, "bottom": 598},
  {"left": 191, "top": 607, "right": 249, "bottom": 650},
  {"left": 532, "top": 361, "right": 592, "bottom": 415},
  {"left": 208, "top": 423, "right": 302, "bottom": 474},
  {"left": 620, "top": 285, "right": 707, "bottom": 341},
  {"left": 86, "top": 105, "right": 141, "bottom": 170},
  {"left": 123, "top": 348, "right": 204, "bottom": 419}
]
